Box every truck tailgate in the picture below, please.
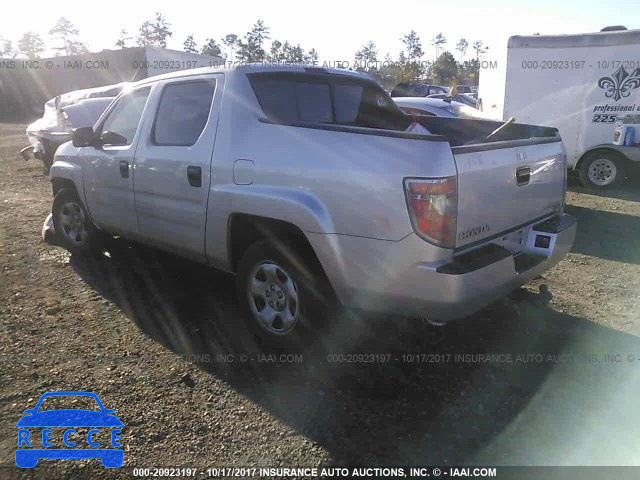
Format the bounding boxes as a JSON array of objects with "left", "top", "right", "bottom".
[{"left": 452, "top": 138, "right": 566, "bottom": 249}]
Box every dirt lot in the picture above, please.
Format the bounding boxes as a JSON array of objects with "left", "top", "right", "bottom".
[{"left": 1, "top": 121, "right": 639, "bottom": 478}]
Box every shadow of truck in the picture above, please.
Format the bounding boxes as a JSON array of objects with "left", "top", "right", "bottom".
[{"left": 63, "top": 236, "right": 640, "bottom": 466}]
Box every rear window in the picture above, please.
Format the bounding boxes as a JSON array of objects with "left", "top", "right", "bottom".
[{"left": 249, "top": 73, "right": 408, "bottom": 130}]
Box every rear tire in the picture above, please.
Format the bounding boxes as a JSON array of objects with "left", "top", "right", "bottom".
[
  {"left": 578, "top": 151, "right": 626, "bottom": 189},
  {"left": 52, "top": 188, "right": 102, "bottom": 255},
  {"left": 235, "top": 240, "right": 334, "bottom": 351}
]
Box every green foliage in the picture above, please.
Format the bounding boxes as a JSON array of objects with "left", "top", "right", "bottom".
[
  {"left": 0, "top": 38, "right": 16, "bottom": 58},
  {"left": 17, "top": 32, "right": 45, "bottom": 59},
  {"left": 305, "top": 48, "right": 319, "bottom": 63},
  {"left": 267, "top": 40, "right": 317, "bottom": 64},
  {"left": 459, "top": 58, "right": 480, "bottom": 84},
  {"left": 201, "top": 38, "right": 222, "bottom": 57},
  {"left": 456, "top": 38, "right": 468, "bottom": 62},
  {"left": 472, "top": 40, "right": 484, "bottom": 59},
  {"left": 137, "top": 12, "right": 173, "bottom": 48},
  {"left": 49, "top": 17, "right": 87, "bottom": 56},
  {"left": 354, "top": 41, "right": 378, "bottom": 75},
  {"left": 223, "top": 34, "right": 239, "bottom": 59},
  {"left": 115, "top": 30, "right": 132, "bottom": 49},
  {"left": 7, "top": 16, "right": 487, "bottom": 90},
  {"left": 183, "top": 34, "right": 198, "bottom": 54},
  {"left": 236, "top": 20, "right": 270, "bottom": 62},
  {"left": 431, "top": 51, "right": 458, "bottom": 85},
  {"left": 400, "top": 30, "right": 425, "bottom": 80},
  {"left": 431, "top": 33, "right": 447, "bottom": 58}
]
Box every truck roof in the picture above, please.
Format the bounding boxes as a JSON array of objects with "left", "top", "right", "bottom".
[
  {"left": 134, "top": 62, "right": 374, "bottom": 86},
  {"left": 508, "top": 28, "right": 640, "bottom": 48}
]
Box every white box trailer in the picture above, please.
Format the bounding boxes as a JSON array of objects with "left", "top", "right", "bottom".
[{"left": 478, "top": 28, "right": 640, "bottom": 188}]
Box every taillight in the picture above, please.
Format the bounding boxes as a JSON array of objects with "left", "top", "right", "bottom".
[{"left": 404, "top": 177, "right": 458, "bottom": 248}]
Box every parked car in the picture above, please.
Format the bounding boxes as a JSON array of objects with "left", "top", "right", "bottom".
[
  {"left": 455, "top": 85, "right": 475, "bottom": 95},
  {"left": 427, "top": 93, "right": 479, "bottom": 108},
  {"left": 49, "top": 64, "right": 576, "bottom": 350},
  {"left": 393, "top": 97, "right": 490, "bottom": 119},
  {"left": 390, "top": 82, "right": 449, "bottom": 97},
  {"left": 20, "top": 83, "right": 126, "bottom": 174}
]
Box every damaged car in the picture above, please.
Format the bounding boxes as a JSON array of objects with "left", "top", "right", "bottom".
[{"left": 20, "top": 83, "right": 128, "bottom": 174}]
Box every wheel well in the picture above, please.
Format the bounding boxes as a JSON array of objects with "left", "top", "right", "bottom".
[
  {"left": 575, "top": 148, "right": 628, "bottom": 171},
  {"left": 228, "top": 214, "right": 323, "bottom": 275},
  {"left": 51, "top": 178, "right": 78, "bottom": 196}
]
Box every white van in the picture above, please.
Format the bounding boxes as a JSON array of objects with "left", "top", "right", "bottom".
[{"left": 478, "top": 27, "right": 640, "bottom": 188}]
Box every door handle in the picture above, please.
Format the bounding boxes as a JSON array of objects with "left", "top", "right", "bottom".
[
  {"left": 119, "top": 160, "right": 129, "bottom": 178},
  {"left": 516, "top": 166, "right": 530, "bottom": 186},
  {"left": 187, "top": 165, "right": 202, "bottom": 187}
]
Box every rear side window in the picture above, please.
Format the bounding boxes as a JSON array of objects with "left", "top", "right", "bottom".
[
  {"left": 249, "top": 79, "right": 333, "bottom": 124},
  {"left": 333, "top": 84, "right": 363, "bottom": 123},
  {"left": 249, "top": 73, "right": 408, "bottom": 130},
  {"left": 152, "top": 80, "right": 215, "bottom": 146}
]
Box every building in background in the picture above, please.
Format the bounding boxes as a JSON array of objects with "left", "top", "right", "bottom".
[{"left": 0, "top": 46, "right": 223, "bottom": 118}]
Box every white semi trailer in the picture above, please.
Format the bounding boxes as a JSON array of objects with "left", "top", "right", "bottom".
[{"left": 478, "top": 27, "right": 640, "bottom": 188}]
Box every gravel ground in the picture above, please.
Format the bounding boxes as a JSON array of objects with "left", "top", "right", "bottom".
[{"left": 1, "top": 122, "right": 639, "bottom": 479}]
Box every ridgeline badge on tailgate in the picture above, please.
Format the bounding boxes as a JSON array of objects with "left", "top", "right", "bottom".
[
  {"left": 458, "top": 224, "right": 491, "bottom": 241},
  {"left": 15, "top": 391, "right": 123, "bottom": 468}
]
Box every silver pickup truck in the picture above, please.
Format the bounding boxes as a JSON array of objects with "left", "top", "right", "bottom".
[{"left": 49, "top": 65, "right": 577, "bottom": 350}]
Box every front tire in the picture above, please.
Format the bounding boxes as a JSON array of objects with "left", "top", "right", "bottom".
[
  {"left": 236, "top": 240, "right": 334, "bottom": 351},
  {"left": 578, "top": 151, "right": 626, "bottom": 189},
  {"left": 52, "top": 188, "right": 101, "bottom": 254}
]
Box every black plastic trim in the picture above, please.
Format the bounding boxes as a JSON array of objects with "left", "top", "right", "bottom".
[
  {"left": 514, "top": 253, "right": 544, "bottom": 274},
  {"left": 258, "top": 117, "right": 449, "bottom": 141},
  {"left": 437, "top": 243, "right": 512, "bottom": 275},
  {"left": 452, "top": 136, "right": 562, "bottom": 155}
]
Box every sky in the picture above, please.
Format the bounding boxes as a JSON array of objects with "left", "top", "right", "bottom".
[{"left": 1, "top": 0, "right": 639, "bottom": 62}]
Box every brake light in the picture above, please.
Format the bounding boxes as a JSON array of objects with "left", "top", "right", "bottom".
[{"left": 404, "top": 177, "right": 458, "bottom": 248}]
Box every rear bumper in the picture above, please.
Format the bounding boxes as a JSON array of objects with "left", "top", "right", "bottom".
[
  {"left": 404, "top": 214, "right": 576, "bottom": 321},
  {"left": 318, "top": 213, "right": 576, "bottom": 321}
]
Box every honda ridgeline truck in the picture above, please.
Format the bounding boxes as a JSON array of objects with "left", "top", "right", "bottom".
[{"left": 48, "top": 64, "right": 577, "bottom": 349}]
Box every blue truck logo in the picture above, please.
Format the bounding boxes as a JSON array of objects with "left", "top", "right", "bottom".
[{"left": 15, "top": 391, "right": 123, "bottom": 468}]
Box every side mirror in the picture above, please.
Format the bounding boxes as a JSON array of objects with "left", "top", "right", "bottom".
[
  {"left": 100, "top": 130, "right": 128, "bottom": 146},
  {"left": 72, "top": 126, "right": 96, "bottom": 147},
  {"left": 23, "top": 408, "right": 35, "bottom": 414}
]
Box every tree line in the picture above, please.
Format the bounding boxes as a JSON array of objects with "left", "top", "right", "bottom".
[{"left": 0, "top": 15, "right": 488, "bottom": 87}]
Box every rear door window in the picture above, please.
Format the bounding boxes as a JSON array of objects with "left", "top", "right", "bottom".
[{"left": 152, "top": 79, "right": 216, "bottom": 146}]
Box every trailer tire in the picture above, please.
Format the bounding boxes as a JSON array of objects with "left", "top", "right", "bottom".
[{"left": 578, "top": 151, "right": 626, "bottom": 189}]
